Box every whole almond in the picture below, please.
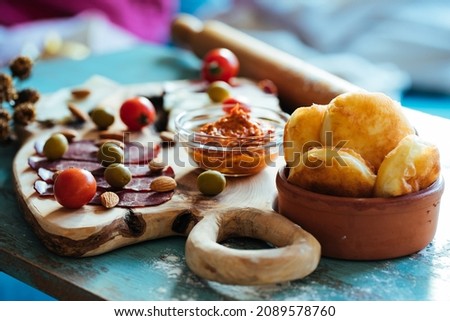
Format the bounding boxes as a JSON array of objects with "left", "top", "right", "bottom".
[
  {"left": 58, "top": 129, "right": 78, "bottom": 142},
  {"left": 159, "top": 131, "right": 175, "bottom": 145},
  {"left": 148, "top": 158, "right": 166, "bottom": 172},
  {"left": 95, "top": 138, "right": 125, "bottom": 149},
  {"left": 150, "top": 176, "right": 177, "bottom": 192},
  {"left": 98, "top": 130, "right": 124, "bottom": 141},
  {"left": 71, "top": 88, "right": 91, "bottom": 100},
  {"left": 68, "top": 103, "right": 89, "bottom": 122},
  {"left": 100, "top": 191, "right": 120, "bottom": 208}
]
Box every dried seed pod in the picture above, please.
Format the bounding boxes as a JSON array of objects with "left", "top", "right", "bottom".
[
  {"left": 9, "top": 56, "right": 33, "bottom": 80},
  {"left": 13, "top": 102, "right": 36, "bottom": 125},
  {"left": 0, "top": 109, "right": 11, "bottom": 122},
  {"left": 0, "top": 119, "right": 11, "bottom": 141},
  {"left": 0, "top": 73, "right": 17, "bottom": 103},
  {"left": 14, "top": 88, "right": 40, "bottom": 105}
]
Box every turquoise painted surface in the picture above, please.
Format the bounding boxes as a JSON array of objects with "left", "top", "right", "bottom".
[
  {"left": 402, "top": 91, "right": 450, "bottom": 120},
  {"left": 1, "top": 44, "right": 450, "bottom": 301}
]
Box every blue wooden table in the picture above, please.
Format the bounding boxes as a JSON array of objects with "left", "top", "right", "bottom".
[{"left": 1, "top": 44, "right": 449, "bottom": 300}]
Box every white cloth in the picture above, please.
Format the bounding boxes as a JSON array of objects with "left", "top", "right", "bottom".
[
  {"left": 201, "top": 0, "right": 450, "bottom": 96},
  {"left": 0, "top": 11, "right": 140, "bottom": 67}
]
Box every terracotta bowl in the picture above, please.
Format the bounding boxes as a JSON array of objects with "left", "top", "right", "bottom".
[{"left": 276, "top": 167, "right": 445, "bottom": 260}]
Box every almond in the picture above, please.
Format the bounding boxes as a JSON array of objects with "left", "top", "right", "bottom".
[
  {"left": 58, "top": 129, "right": 78, "bottom": 143},
  {"left": 98, "top": 130, "right": 124, "bottom": 141},
  {"left": 71, "top": 88, "right": 91, "bottom": 100},
  {"left": 100, "top": 191, "right": 120, "bottom": 208},
  {"left": 148, "top": 158, "right": 166, "bottom": 172},
  {"left": 68, "top": 103, "right": 89, "bottom": 122},
  {"left": 159, "top": 131, "right": 175, "bottom": 145},
  {"left": 95, "top": 138, "right": 125, "bottom": 149},
  {"left": 150, "top": 176, "right": 177, "bottom": 192}
]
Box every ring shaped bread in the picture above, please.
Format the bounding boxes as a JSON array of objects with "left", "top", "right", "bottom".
[{"left": 185, "top": 207, "right": 321, "bottom": 285}]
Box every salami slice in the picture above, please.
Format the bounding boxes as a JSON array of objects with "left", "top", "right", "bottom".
[
  {"left": 33, "top": 180, "right": 174, "bottom": 207},
  {"left": 34, "top": 139, "right": 161, "bottom": 164},
  {"left": 95, "top": 168, "right": 175, "bottom": 192},
  {"left": 29, "top": 156, "right": 102, "bottom": 172},
  {"left": 29, "top": 157, "right": 174, "bottom": 178},
  {"left": 90, "top": 190, "right": 174, "bottom": 208}
]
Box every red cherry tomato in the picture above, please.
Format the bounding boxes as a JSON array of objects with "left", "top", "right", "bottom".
[
  {"left": 120, "top": 97, "right": 156, "bottom": 131},
  {"left": 53, "top": 168, "right": 97, "bottom": 209},
  {"left": 222, "top": 97, "right": 251, "bottom": 113},
  {"left": 201, "top": 48, "right": 239, "bottom": 83}
]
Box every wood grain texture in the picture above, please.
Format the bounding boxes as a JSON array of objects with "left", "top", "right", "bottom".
[{"left": 11, "top": 83, "right": 322, "bottom": 285}]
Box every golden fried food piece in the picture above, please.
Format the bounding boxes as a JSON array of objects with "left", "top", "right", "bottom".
[
  {"left": 374, "top": 134, "right": 440, "bottom": 197},
  {"left": 284, "top": 104, "right": 327, "bottom": 167},
  {"left": 288, "top": 147, "right": 376, "bottom": 197},
  {"left": 321, "top": 92, "right": 415, "bottom": 171}
]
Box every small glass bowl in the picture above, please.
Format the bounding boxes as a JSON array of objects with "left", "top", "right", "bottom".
[{"left": 175, "top": 106, "right": 289, "bottom": 176}]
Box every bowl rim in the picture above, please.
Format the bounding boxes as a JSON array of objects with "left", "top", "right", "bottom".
[{"left": 277, "top": 166, "right": 445, "bottom": 205}]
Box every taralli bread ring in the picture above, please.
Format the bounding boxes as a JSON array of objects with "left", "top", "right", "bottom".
[{"left": 185, "top": 207, "right": 321, "bottom": 285}]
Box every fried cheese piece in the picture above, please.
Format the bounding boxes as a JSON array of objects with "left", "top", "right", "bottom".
[
  {"left": 374, "top": 134, "right": 440, "bottom": 197},
  {"left": 321, "top": 92, "right": 415, "bottom": 171},
  {"left": 284, "top": 104, "right": 327, "bottom": 167},
  {"left": 288, "top": 147, "right": 376, "bottom": 198}
]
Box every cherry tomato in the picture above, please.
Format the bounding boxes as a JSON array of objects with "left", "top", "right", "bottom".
[
  {"left": 201, "top": 48, "right": 239, "bottom": 83},
  {"left": 53, "top": 168, "right": 97, "bottom": 209},
  {"left": 222, "top": 97, "right": 251, "bottom": 113},
  {"left": 119, "top": 97, "right": 156, "bottom": 131}
]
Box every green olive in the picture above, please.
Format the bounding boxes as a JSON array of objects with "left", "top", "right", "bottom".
[
  {"left": 90, "top": 107, "right": 115, "bottom": 130},
  {"left": 197, "top": 170, "right": 226, "bottom": 196},
  {"left": 207, "top": 81, "right": 232, "bottom": 103},
  {"left": 43, "top": 133, "right": 69, "bottom": 160},
  {"left": 97, "top": 142, "right": 124, "bottom": 167},
  {"left": 104, "top": 163, "right": 132, "bottom": 188}
]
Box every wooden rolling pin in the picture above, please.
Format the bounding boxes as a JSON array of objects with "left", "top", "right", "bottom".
[{"left": 171, "top": 14, "right": 361, "bottom": 111}]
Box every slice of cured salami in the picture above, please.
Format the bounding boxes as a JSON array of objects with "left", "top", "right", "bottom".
[
  {"left": 34, "top": 139, "right": 160, "bottom": 164},
  {"left": 90, "top": 190, "right": 174, "bottom": 208}
]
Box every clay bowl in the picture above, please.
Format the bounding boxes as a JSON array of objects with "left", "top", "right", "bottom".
[{"left": 276, "top": 167, "right": 445, "bottom": 260}]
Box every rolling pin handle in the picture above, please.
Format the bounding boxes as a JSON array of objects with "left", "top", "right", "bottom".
[{"left": 171, "top": 14, "right": 204, "bottom": 49}]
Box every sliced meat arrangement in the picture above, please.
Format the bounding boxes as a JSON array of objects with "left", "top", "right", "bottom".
[
  {"left": 30, "top": 138, "right": 176, "bottom": 208},
  {"left": 34, "top": 139, "right": 160, "bottom": 164}
]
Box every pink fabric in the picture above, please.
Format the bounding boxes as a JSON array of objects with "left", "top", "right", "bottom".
[{"left": 0, "top": 0, "right": 179, "bottom": 43}]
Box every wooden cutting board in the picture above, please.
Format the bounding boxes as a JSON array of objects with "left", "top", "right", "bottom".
[{"left": 12, "top": 88, "right": 283, "bottom": 258}]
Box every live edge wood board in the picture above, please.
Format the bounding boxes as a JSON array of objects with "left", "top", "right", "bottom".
[{"left": 12, "top": 89, "right": 283, "bottom": 258}]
